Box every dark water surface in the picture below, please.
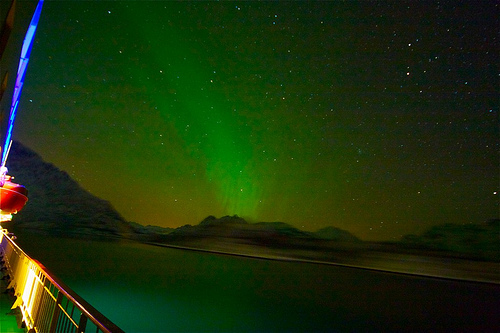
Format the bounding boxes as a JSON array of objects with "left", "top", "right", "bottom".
[{"left": 13, "top": 233, "right": 500, "bottom": 332}]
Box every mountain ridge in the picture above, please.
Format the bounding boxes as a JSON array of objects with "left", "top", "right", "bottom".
[
  {"left": 6, "top": 141, "right": 499, "bottom": 262},
  {"left": 7, "top": 141, "right": 134, "bottom": 238},
  {"left": 6, "top": 141, "right": 360, "bottom": 244}
]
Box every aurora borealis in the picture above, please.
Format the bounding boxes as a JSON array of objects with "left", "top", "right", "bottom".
[{"left": 6, "top": 1, "right": 498, "bottom": 240}]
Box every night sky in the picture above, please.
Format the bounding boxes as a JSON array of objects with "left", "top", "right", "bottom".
[{"left": 7, "top": 1, "right": 499, "bottom": 240}]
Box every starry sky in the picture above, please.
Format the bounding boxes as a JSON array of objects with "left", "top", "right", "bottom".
[{"left": 5, "top": 1, "right": 498, "bottom": 240}]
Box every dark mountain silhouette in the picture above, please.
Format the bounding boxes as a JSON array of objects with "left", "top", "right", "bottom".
[
  {"left": 7, "top": 141, "right": 496, "bottom": 264},
  {"left": 128, "top": 221, "right": 174, "bottom": 235},
  {"left": 157, "top": 215, "right": 361, "bottom": 251},
  {"left": 6, "top": 141, "right": 135, "bottom": 238},
  {"left": 400, "top": 219, "right": 500, "bottom": 261},
  {"left": 5, "top": 142, "right": 361, "bottom": 247},
  {"left": 199, "top": 214, "right": 247, "bottom": 226},
  {"left": 313, "top": 226, "right": 361, "bottom": 242}
]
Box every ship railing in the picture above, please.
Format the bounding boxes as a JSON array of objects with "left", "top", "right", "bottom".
[{"left": 0, "top": 229, "right": 125, "bottom": 333}]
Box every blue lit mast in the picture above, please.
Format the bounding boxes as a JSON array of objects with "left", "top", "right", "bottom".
[
  {"left": 0, "top": 0, "right": 44, "bottom": 220},
  {"left": 1, "top": 0, "right": 44, "bottom": 175}
]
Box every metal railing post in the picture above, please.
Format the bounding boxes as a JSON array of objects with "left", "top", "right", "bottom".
[
  {"left": 48, "top": 292, "right": 62, "bottom": 333},
  {"left": 78, "top": 312, "right": 88, "bottom": 333},
  {"left": 30, "top": 272, "right": 44, "bottom": 329}
]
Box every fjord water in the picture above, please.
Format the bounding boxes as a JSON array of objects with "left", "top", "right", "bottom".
[{"left": 13, "top": 233, "right": 499, "bottom": 332}]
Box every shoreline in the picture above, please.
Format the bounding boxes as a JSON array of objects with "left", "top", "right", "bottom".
[
  {"left": 143, "top": 241, "right": 500, "bottom": 285},
  {"left": 10, "top": 228, "right": 499, "bottom": 285}
]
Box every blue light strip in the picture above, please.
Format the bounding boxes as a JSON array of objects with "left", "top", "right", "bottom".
[{"left": 2, "top": 0, "right": 44, "bottom": 167}]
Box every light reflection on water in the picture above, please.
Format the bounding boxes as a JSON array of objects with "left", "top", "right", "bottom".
[{"left": 12, "top": 233, "right": 500, "bottom": 332}]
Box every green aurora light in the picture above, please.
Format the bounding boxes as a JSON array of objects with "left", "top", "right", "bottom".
[{"left": 10, "top": 1, "right": 498, "bottom": 240}]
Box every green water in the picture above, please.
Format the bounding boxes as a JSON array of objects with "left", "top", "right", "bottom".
[{"left": 12, "top": 232, "right": 500, "bottom": 332}]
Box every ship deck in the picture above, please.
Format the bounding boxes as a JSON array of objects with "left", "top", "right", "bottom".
[{"left": 0, "top": 272, "right": 24, "bottom": 333}]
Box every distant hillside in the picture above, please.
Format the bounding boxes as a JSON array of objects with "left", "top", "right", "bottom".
[
  {"left": 128, "top": 221, "right": 174, "bottom": 235},
  {"left": 313, "top": 226, "right": 361, "bottom": 242},
  {"left": 6, "top": 141, "right": 135, "bottom": 238},
  {"left": 157, "top": 215, "right": 361, "bottom": 249},
  {"left": 6, "top": 142, "right": 497, "bottom": 265},
  {"left": 3, "top": 142, "right": 361, "bottom": 247},
  {"left": 400, "top": 219, "right": 499, "bottom": 261}
]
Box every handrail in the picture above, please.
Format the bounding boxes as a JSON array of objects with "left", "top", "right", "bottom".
[{"left": 0, "top": 229, "right": 125, "bottom": 333}]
